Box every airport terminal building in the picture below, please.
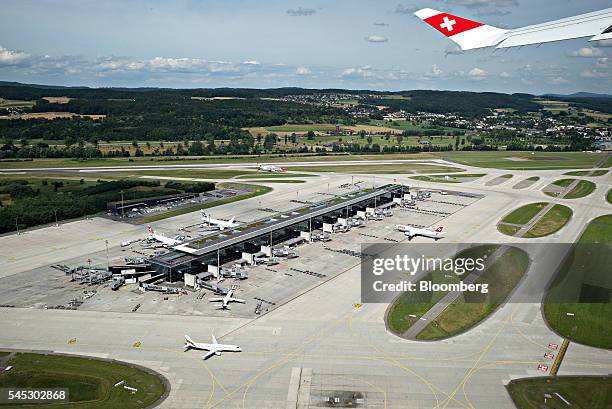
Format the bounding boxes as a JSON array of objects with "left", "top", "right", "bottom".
[{"left": 149, "top": 184, "right": 408, "bottom": 282}]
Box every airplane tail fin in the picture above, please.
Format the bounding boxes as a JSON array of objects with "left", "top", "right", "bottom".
[
  {"left": 185, "top": 334, "right": 195, "bottom": 345},
  {"left": 434, "top": 226, "right": 444, "bottom": 233},
  {"left": 414, "top": 8, "right": 507, "bottom": 50},
  {"left": 147, "top": 225, "right": 154, "bottom": 235}
]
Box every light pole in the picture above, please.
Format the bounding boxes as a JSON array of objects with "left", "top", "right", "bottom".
[{"left": 105, "top": 239, "right": 109, "bottom": 271}]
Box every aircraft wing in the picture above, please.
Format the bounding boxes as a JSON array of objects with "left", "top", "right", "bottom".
[
  {"left": 202, "top": 351, "right": 216, "bottom": 360},
  {"left": 208, "top": 297, "right": 224, "bottom": 302},
  {"left": 230, "top": 297, "right": 245, "bottom": 303},
  {"left": 414, "top": 7, "right": 612, "bottom": 50},
  {"left": 498, "top": 8, "right": 612, "bottom": 48}
]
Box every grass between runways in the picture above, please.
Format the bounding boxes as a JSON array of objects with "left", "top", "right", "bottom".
[
  {"left": 564, "top": 169, "right": 608, "bottom": 177},
  {"left": 524, "top": 204, "right": 573, "bottom": 238},
  {"left": 545, "top": 179, "right": 596, "bottom": 199},
  {"left": 501, "top": 202, "right": 548, "bottom": 225},
  {"left": 507, "top": 376, "right": 612, "bottom": 409},
  {"left": 0, "top": 352, "right": 166, "bottom": 409},
  {"left": 136, "top": 183, "right": 272, "bottom": 224},
  {"left": 286, "top": 164, "right": 463, "bottom": 174},
  {"left": 543, "top": 214, "right": 612, "bottom": 349},
  {"left": 386, "top": 245, "right": 507, "bottom": 335},
  {"left": 415, "top": 246, "right": 529, "bottom": 340},
  {"left": 410, "top": 173, "right": 485, "bottom": 183}
]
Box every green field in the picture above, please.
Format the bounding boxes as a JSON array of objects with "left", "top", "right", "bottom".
[
  {"left": 498, "top": 224, "right": 520, "bottom": 236},
  {"left": 501, "top": 202, "right": 548, "bottom": 225},
  {"left": 545, "top": 179, "right": 597, "bottom": 199},
  {"left": 0, "top": 352, "right": 166, "bottom": 408},
  {"left": 415, "top": 246, "right": 529, "bottom": 340},
  {"left": 246, "top": 179, "right": 305, "bottom": 183},
  {"left": 387, "top": 245, "right": 504, "bottom": 336},
  {"left": 436, "top": 151, "right": 608, "bottom": 170},
  {"left": 116, "top": 169, "right": 314, "bottom": 180},
  {"left": 507, "top": 376, "right": 612, "bottom": 409},
  {"left": 543, "top": 214, "right": 612, "bottom": 349},
  {"left": 411, "top": 173, "right": 486, "bottom": 183},
  {"left": 608, "top": 189, "right": 612, "bottom": 205},
  {"left": 524, "top": 204, "right": 573, "bottom": 238},
  {"left": 564, "top": 180, "right": 596, "bottom": 199},
  {"left": 287, "top": 164, "right": 463, "bottom": 174},
  {"left": 0, "top": 98, "right": 36, "bottom": 108},
  {"left": 564, "top": 170, "right": 608, "bottom": 177},
  {"left": 136, "top": 183, "right": 272, "bottom": 224}
]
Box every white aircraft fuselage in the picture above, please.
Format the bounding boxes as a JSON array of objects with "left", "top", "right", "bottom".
[
  {"left": 396, "top": 225, "right": 446, "bottom": 240},
  {"left": 184, "top": 335, "right": 241, "bottom": 360}
]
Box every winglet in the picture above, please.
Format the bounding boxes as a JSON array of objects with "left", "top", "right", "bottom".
[{"left": 414, "top": 8, "right": 507, "bottom": 50}]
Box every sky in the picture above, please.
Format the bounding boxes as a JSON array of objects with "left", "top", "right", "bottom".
[{"left": 0, "top": 0, "right": 611, "bottom": 94}]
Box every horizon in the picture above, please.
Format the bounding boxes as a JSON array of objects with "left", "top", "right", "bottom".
[
  {"left": 1, "top": 80, "right": 610, "bottom": 97},
  {"left": 1, "top": 1, "right": 611, "bottom": 94}
]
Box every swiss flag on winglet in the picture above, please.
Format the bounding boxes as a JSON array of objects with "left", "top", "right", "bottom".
[{"left": 424, "top": 13, "right": 483, "bottom": 37}]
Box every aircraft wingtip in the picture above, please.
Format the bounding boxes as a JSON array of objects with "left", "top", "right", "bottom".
[{"left": 414, "top": 8, "right": 440, "bottom": 19}]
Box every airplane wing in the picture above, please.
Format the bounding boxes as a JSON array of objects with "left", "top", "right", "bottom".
[
  {"left": 414, "top": 7, "right": 612, "bottom": 50},
  {"left": 229, "top": 297, "right": 245, "bottom": 303},
  {"left": 211, "top": 335, "right": 218, "bottom": 345},
  {"left": 208, "top": 297, "right": 224, "bottom": 302},
  {"left": 202, "top": 351, "right": 216, "bottom": 360}
]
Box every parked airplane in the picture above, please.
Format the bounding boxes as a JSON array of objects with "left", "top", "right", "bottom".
[
  {"left": 201, "top": 211, "right": 240, "bottom": 230},
  {"left": 396, "top": 225, "right": 446, "bottom": 240},
  {"left": 257, "top": 163, "right": 287, "bottom": 172},
  {"left": 184, "top": 335, "right": 242, "bottom": 360},
  {"left": 147, "top": 225, "right": 183, "bottom": 247},
  {"left": 414, "top": 7, "right": 612, "bottom": 50},
  {"left": 209, "top": 289, "right": 245, "bottom": 309}
]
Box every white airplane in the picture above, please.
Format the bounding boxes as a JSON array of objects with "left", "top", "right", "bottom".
[
  {"left": 201, "top": 211, "right": 240, "bottom": 230},
  {"left": 414, "top": 7, "right": 612, "bottom": 50},
  {"left": 209, "top": 289, "right": 245, "bottom": 310},
  {"left": 184, "top": 334, "right": 242, "bottom": 360},
  {"left": 257, "top": 163, "right": 287, "bottom": 172},
  {"left": 147, "top": 225, "right": 182, "bottom": 247},
  {"left": 396, "top": 225, "right": 446, "bottom": 241}
]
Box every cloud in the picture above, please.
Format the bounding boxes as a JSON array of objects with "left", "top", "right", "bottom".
[
  {"left": 432, "top": 0, "right": 518, "bottom": 16},
  {"left": 499, "top": 71, "right": 511, "bottom": 78},
  {"left": 426, "top": 64, "right": 443, "bottom": 78},
  {"left": 468, "top": 67, "right": 488, "bottom": 77},
  {"left": 341, "top": 66, "right": 374, "bottom": 78},
  {"left": 242, "top": 60, "right": 260, "bottom": 65},
  {"left": 580, "top": 68, "right": 610, "bottom": 78},
  {"left": 570, "top": 47, "right": 604, "bottom": 58},
  {"left": 365, "top": 35, "right": 388, "bottom": 43},
  {"left": 0, "top": 45, "right": 31, "bottom": 66},
  {"left": 596, "top": 57, "right": 609, "bottom": 68},
  {"left": 295, "top": 66, "right": 312, "bottom": 76},
  {"left": 374, "top": 22, "right": 389, "bottom": 27},
  {"left": 286, "top": 7, "right": 316, "bottom": 17},
  {"left": 395, "top": 4, "right": 418, "bottom": 14},
  {"left": 593, "top": 39, "right": 612, "bottom": 48},
  {"left": 548, "top": 76, "right": 569, "bottom": 85}
]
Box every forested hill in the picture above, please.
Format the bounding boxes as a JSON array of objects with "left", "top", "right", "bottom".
[{"left": 0, "top": 82, "right": 542, "bottom": 115}]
